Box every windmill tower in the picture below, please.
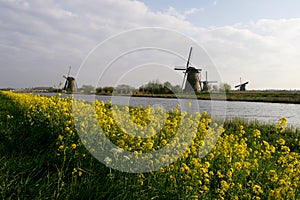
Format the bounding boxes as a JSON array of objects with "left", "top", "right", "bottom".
[
  {"left": 174, "top": 47, "right": 202, "bottom": 92},
  {"left": 235, "top": 77, "right": 249, "bottom": 91},
  {"left": 63, "top": 66, "right": 77, "bottom": 93},
  {"left": 201, "top": 71, "right": 217, "bottom": 92}
]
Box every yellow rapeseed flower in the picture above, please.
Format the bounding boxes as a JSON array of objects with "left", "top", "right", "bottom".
[
  {"left": 78, "top": 171, "right": 82, "bottom": 177},
  {"left": 7, "top": 115, "right": 13, "bottom": 119},
  {"left": 221, "top": 180, "right": 230, "bottom": 191},
  {"left": 253, "top": 129, "right": 261, "bottom": 138},
  {"left": 252, "top": 184, "right": 263, "bottom": 195},
  {"left": 58, "top": 135, "right": 63, "bottom": 141}
]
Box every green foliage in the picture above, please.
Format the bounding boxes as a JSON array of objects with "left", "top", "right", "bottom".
[
  {"left": 81, "top": 85, "right": 95, "bottom": 94},
  {"left": 138, "top": 80, "right": 181, "bottom": 94}
]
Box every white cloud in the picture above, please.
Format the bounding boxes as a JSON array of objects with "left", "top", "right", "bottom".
[
  {"left": 184, "top": 8, "right": 204, "bottom": 15},
  {"left": 0, "top": 0, "right": 300, "bottom": 89},
  {"left": 197, "top": 19, "right": 300, "bottom": 89},
  {"left": 164, "top": 6, "right": 186, "bottom": 20}
]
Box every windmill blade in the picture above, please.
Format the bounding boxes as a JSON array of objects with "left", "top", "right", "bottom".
[
  {"left": 174, "top": 67, "right": 186, "bottom": 70},
  {"left": 185, "top": 47, "right": 193, "bottom": 69},
  {"left": 63, "top": 80, "right": 68, "bottom": 90},
  {"left": 181, "top": 72, "right": 187, "bottom": 91},
  {"left": 67, "top": 66, "right": 71, "bottom": 77},
  {"left": 75, "top": 81, "right": 78, "bottom": 91}
]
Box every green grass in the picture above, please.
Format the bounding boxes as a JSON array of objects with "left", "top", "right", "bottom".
[
  {"left": 1, "top": 92, "right": 300, "bottom": 199},
  {"left": 0, "top": 93, "right": 146, "bottom": 199}
]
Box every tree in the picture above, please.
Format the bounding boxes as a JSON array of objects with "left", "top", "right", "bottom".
[
  {"left": 103, "top": 86, "right": 114, "bottom": 93},
  {"left": 96, "top": 87, "right": 103, "bottom": 94},
  {"left": 219, "top": 83, "right": 231, "bottom": 92},
  {"left": 81, "top": 85, "right": 95, "bottom": 94},
  {"left": 212, "top": 85, "right": 218, "bottom": 91},
  {"left": 162, "top": 81, "right": 173, "bottom": 94},
  {"left": 114, "top": 84, "right": 135, "bottom": 94}
]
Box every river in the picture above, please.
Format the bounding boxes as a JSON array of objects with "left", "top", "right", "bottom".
[{"left": 41, "top": 93, "right": 300, "bottom": 127}]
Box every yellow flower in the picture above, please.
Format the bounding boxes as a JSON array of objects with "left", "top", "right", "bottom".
[
  {"left": 276, "top": 116, "right": 288, "bottom": 133},
  {"left": 186, "top": 186, "right": 193, "bottom": 191},
  {"left": 72, "top": 168, "right": 77, "bottom": 175},
  {"left": 145, "top": 141, "right": 154, "bottom": 150},
  {"left": 267, "top": 170, "right": 278, "bottom": 182},
  {"left": 7, "top": 115, "right": 13, "bottom": 119},
  {"left": 58, "top": 145, "right": 64, "bottom": 150},
  {"left": 253, "top": 129, "right": 261, "bottom": 138},
  {"left": 204, "top": 161, "right": 210, "bottom": 168},
  {"left": 252, "top": 185, "right": 263, "bottom": 195},
  {"left": 58, "top": 135, "right": 63, "bottom": 141},
  {"left": 71, "top": 143, "right": 77, "bottom": 149},
  {"left": 161, "top": 139, "right": 167, "bottom": 146},
  {"left": 78, "top": 171, "right": 82, "bottom": 177},
  {"left": 65, "top": 126, "right": 70, "bottom": 132},
  {"left": 221, "top": 180, "right": 230, "bottom": 191},
  {"left": 234, "top": 162, "right": 242, "bottom": 171},
  {"left": 277, "top": 138, "right": 286, "bottom": 146}
]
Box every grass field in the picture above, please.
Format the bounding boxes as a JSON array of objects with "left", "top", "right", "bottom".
[{"left": 1, "top": 91, "right": 300, "bottom": 199}]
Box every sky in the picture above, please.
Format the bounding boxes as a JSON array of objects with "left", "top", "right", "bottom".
[{"left": 1, "top": 0, "right": 300, "bottom": 90}]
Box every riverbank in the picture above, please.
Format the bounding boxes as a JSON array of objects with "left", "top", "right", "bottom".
[
  {"left": 1, "top": 91, "right": 300, "bottom": 199},
  {"left": 96, "top": 90, "right": 300, "bottom": 104}
]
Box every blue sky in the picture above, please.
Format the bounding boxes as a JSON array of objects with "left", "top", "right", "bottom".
[
  {"left": 141, "top": 0, "right": 300, "bottom": 26},
  {"left": 1, "top": 0, "right": 300, "bottom": 90}
]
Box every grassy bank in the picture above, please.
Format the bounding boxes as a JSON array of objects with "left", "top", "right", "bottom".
[
  {"left": 97, "top": 90, "right": 300, "bottom": 104},
  {"left": 1, "top": 91, "right": 300, "bottom": 199},
  {"left": 224, "top": 91, "right": 300, "bottom": 104}
]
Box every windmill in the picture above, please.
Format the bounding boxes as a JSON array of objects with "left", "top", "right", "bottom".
[
  {"left": 174, "top": 47, "right": 202, "bottom": 92},
  {"left": 63, "top": 66, "right": 77, "bottom": 93},
  {"left": 235, "top": 77, "right": 249, "bottom": 91},
  {"left": 200, "top": 71, "right": 217, "bottom": 92}
]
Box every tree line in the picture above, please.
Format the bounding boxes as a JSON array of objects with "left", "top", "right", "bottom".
[{"left": 79, "top": 80, "right": 231, "bottom": 94}]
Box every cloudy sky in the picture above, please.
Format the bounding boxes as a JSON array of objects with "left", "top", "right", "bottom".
[{"left": 1, "top": 0, "right": 300, "bottom": 90}]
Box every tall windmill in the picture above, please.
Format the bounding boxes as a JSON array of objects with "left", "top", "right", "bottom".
[
  {"left": 235, "top": 77, "right": 249, "bottom": 91},
  {"left": 174, "top": 47, "right": 202, "bottom": 92},
  {"left": 200, "top": 71, "right": 217, "bottom": 92},
  {"left": 63, "top": 66, "right": 77, "bottom": 93}
]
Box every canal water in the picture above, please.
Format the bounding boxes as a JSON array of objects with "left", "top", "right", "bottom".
[{"left": 41, "top": 93, "right": 300, "bottom": 127}]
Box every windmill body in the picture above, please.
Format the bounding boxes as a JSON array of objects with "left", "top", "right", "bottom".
[
  {"left": 63, "top": 66, "right": 77, "bottom": 93},
  {"left": 185, "top": 67, "right": 201, "bottom": 92},
  {"left": 200, "top": 71, "right": 217, "bottom": 92},
  {"left": 63, "top": 76, "right": 76, "bottom": 93},
  {"left": 235, "top": 78, "right": 249, "bottom": 91}
]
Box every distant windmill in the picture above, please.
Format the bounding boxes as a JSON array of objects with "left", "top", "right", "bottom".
[
  {"left": 63, "top": 66, "right": 77, "bottom": 93},
  {"left": 174, "top": 47, "right": 202, "bottom": 92},
  {"left": 235, "top": 77, "right": 249, "bottom": 91},
  {"left": 200, "top": 71, "right": 217, "bottom": 92}
]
